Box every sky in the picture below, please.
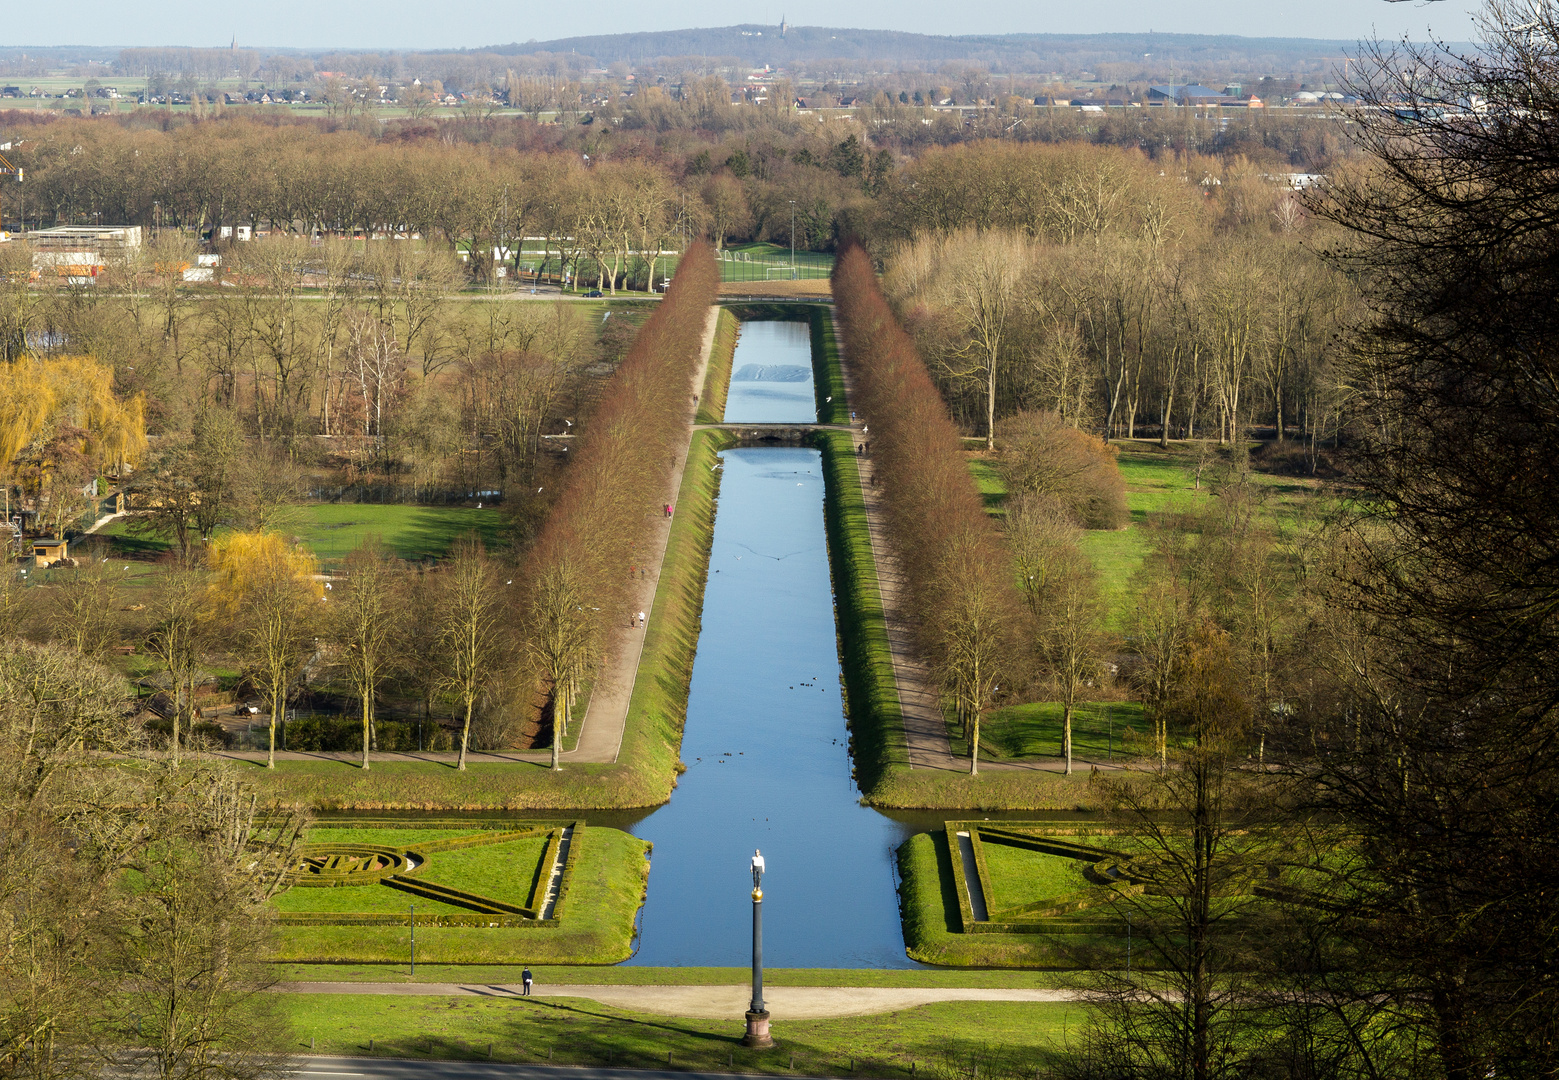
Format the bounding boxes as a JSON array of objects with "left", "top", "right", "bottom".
[{"left": 11, "top": 0, "right": 1487, "bottom": 51}]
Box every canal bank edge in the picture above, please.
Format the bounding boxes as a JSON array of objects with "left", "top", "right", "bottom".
[
  {"left": 696, "top": 308, "right": 740, "bottom": 424},
  {"left": 809, "top": 307, "right": 850, "bottom": 426}
]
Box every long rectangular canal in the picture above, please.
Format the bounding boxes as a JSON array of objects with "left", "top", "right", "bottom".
[{"left": 626, "top": 316, "right": 921, "bottom": 967}]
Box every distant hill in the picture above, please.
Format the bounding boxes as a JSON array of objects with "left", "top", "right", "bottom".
[{"left": 483, "top": 26, "right": 1369, "bottom": 74}]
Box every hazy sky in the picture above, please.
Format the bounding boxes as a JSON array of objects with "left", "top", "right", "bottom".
[{"left": 13, "top": 0, "right": 1487, "bottom": 50}]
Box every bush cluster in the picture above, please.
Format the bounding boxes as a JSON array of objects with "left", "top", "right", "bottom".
[{"left": 996, "top": 410, "right": 1128, "bottom": 530}]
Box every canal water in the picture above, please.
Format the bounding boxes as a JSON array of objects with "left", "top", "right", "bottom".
[
  {"left": 627, "top": 445, "right": 921, "bottom": 967},
  {"left": 626, "top": 317, "right": 918, "bottom": 967},
  {"left": 721, "top": 320, "right": 818, "bottom": 424}
]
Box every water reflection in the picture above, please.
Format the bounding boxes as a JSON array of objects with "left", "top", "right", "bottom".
[{"left": 723, "top": 321, "right": 817, "bottom": 424}]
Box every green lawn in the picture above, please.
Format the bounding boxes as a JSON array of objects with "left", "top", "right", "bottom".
[
  {"left": 412, "top": 837, "right": 550, "bottom": 902},
  {"left": 284, "top": 504, "right": 507, "bottom": 565},
  {"left": 950, "top": 702, "right": 1149, "bottom": 763},
  {"left": 983, "top": 841, "right": 1088, "bottom": 913},
  {"left": 280, "top": 994, "right": 1086, "bottom": 1077},
  {"left": 102, "top": 503, "right": 507, "bottom": 566},
  {"left": 271, "top": 826, "right": 648, "bottom": 965},
  {"left": 969, "top": 443, "right": 1324, "bottom": 629},
  {"left": 272, "top": 832, "right": 551, "bottom": 915},
  {"left": 274, "top": 885, "right": 466, "bottom": 915},
  {"left": 969, "top": 459, "right": 1007, "bottom": 514},
  {"left": 897, "top": 832, "right": 1092, "bottom": 968}
]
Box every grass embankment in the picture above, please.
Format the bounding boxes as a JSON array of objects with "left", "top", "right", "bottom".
[
  {"left": 281, "top": 995, "right": 1084, "bottom": 1078},
  {"left": 102, "top": 504, "right": 507, "bottom": 567},
  {"left": 815, "top": 430, "right": 902, "bottom": 796},
  {"left": 695, "top": 308, "right": 740, "bottom": 424},
  {"left": 271, "top": 826, "right": 649, "bottom": 965},
  {"left": 246, "top": 427, "right": 736, "bottom": 811},
  {"left": 810, "top": 307, "right": 849, "bottom": 425},
  {"left": 898, "top": 832, "right": 1109, "bottom": 969}
]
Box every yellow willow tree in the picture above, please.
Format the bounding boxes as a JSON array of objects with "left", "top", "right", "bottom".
[
  {"left": 0, "top": 355, "right": 146, "bottom": 527},
  {"left": 208, "top": 531, "right": 322, "bottom": 768}
]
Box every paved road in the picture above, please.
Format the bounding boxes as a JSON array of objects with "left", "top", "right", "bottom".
[
  {"left": 281, "top": 984, "right": 1072, "bottom": 1019},
  {"left": 294, "top": 1056, "right": 823, "bottom": 1080}
]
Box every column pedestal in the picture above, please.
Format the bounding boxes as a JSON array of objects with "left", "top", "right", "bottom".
[{"left": 742, "top": 1010, "right": 773, "bottom": 1048}]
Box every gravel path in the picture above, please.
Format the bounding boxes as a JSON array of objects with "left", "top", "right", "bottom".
[{"left": 278, "top": 982, "right": 1073, "bottom": 1018}]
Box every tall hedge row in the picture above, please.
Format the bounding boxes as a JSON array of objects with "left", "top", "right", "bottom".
[
  {"left": 522, "top": 242, "right": 720, "bottom": 693},
  {"left": 831, "top": 241, "right": 1022, "bottom": 768}
]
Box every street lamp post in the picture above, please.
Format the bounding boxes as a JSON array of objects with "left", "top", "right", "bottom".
[
  {"left": 788, "top": 200, "right": 797, "bottom": 279},
  {"left": 743, "top": 849, "right": 773, "bottom": 1047}
]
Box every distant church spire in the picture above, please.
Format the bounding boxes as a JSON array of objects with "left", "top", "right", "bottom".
[{"left": 780, "top": 14, "right": 788, "bottom": 36}]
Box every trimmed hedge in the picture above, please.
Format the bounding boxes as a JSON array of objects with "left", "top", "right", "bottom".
[
  {"left": 382, "top": 875, "right": 534, "bottom": 916},
  {"left": 526, "top": 828, "right": 564, "bottom": 912},
  {"left": 831, "top": 241, "right": 1025, "bottom": 781},
  {"left": 278, "top": 823, "right": 580, "bottom": 924},
  {"left": 286, "top": 845, "right": 411, "bottom": 888},
  {"left": 521, "top": 242, "right": 720, "bottom": 753},
  {"left": 404, "top": 826, "right": 550, "bottom": 857},
  {"left": 548, "top": 823, "right": 584, "bottom": 920},
  {"left": 944, "top": 821, "right": 1146, "bottom": 934},
  {"left": 274, "top": 911, "right": 559, "bottom": 928}
]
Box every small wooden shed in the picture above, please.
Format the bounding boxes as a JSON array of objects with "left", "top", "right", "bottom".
[{"left": 33, "top": 537, "right": 67, "bottom": 567}]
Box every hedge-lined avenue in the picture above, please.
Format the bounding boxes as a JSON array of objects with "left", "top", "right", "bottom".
[
  {"left": 832, "top": 242, "right": 1024, "bottom": 774},
  {"left": 521, "top": 243, "right": 721, "bottom": 766}
]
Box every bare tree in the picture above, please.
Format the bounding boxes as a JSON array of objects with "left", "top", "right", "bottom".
[
  {"left": 332, "top": 540, "right": 404, "bottom": 770},
  {"left": 526, "top": 558, "right": 597, "bottom": 771},
  {"left": 437, "top": 537, "right": 501, "bottom": 770},
  {"left": 143, "top": 568, "right": 210, "bottom": 769},
  {"left": 1065, "top": 624, "right": 1274, "bottom": 1080},
  {"left": 889, "top": 229, "right": 1032, "bottom": 449},
  {"left": 1010, "top": 499, "right": 1107, "bottom": 775}
]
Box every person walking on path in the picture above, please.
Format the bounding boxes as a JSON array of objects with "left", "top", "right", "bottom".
[
  {"left": 522, "top": 967, "right": 533, "bottom": 996},
  {"left": 638, "top": 611, "right": 646, "bottom": 628}
]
